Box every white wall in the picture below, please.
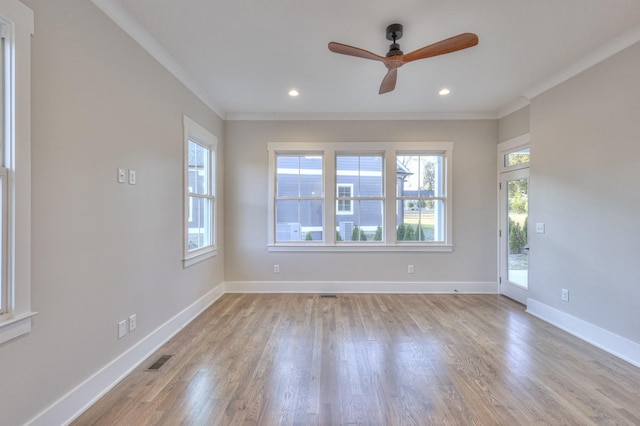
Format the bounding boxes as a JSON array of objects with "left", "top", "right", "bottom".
[
  {"left": 224, "top": 120, "right": 498, "bottom": 289},
  {"left": 0, "top": 1, "right": 224, "bottom": 424},
  {"left": 498, "top": 105, "right": 530, "bottom": 143},
  {"left": 528, "top": 41, "right": 640, "bottom": 344}
]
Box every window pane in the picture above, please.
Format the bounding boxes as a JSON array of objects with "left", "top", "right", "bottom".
[
  {"left": 188, "top": 196, "right": 212, "bottom": 250},
  {"left": 299, "top": 156, "right": 322, "bottom": 197},
  {"left": 276, "top": 199, "right": 323, "bottom": 241},
  {"left": 505, "top": 148, "right": 530, "bottom": 167},
  {"left": 397, "top": 200, "right": 444, "bottom": 242},
  {"left": 336, "top": 200, "right": 383, "bottom": 242},
  {"left": 336, "top": 155, "right": 383, "bottom": 197},
  {"left": 277, "top": 155, "right": 323, "bottom": 198},
  {"left": 188, "top": 140, "right": 209, "bottom": 195},
  {"left": 397, "top": 155, "right": 443, "bottom": 198}
]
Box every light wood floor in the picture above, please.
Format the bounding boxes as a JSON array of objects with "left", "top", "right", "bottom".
[{"left": 74, "top": 294, "right": 640, "bottom": 425}]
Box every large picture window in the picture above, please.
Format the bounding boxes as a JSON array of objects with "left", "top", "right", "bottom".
[
  {"left": 267, "top": 142, "right": 452, "bottom": 251},
  {"left": 183, "top": 116, "right": 217, "bottom": 266}
]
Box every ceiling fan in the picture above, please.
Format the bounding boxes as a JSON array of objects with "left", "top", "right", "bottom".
[{"left": 328, "top": 24, "right": 479, "bottom": 94}]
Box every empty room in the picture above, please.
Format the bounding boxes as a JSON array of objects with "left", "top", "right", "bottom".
[{"left": 1, "top": 0, "right": 639, "bottom": 424}]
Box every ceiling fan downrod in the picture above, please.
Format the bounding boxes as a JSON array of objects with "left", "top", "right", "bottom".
[{"left": 386, "top": 23, "right": 404, "bottom": 57}]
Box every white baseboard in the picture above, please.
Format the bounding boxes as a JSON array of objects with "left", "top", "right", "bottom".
[
  {"left": 27, "top": 282, "right": 226, "bottom": 426},
  {"left": 526, "top": 298, "right": 640, "bottom": 368},
  {"left": 225, "top": 280, "right": 499, "bottom": 294}
]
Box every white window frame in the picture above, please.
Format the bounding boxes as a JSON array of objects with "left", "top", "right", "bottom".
[
  {"left": 0, "top": 0, "right": 35, "bottom": 346},
  {"left": 183, "top": 116, "right": 217, "bottom": 267},
  {"left": 498, "top": 133, "right": 530, "bottom": 173},
  {"left": 267, "top": 141, "right": 453, "bottom": 252}
]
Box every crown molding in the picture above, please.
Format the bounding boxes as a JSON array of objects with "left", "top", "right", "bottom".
[
  {"left": 498, "top": 23, "right": 640, "bottom": 116},
  {"left": 91, "top": 0, "right": 225, "bottom": 119},
  {"left": 224, "top": 111, "right": 498, "bottom": 121}
]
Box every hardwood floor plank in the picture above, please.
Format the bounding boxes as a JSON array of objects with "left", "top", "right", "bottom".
[{"left": 73, "top": 294, "right": 640, "bottom": 425}]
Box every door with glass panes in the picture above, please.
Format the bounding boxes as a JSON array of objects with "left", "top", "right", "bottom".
[{"left": 499, "top": 168, "right": 529, "bottom": 304}]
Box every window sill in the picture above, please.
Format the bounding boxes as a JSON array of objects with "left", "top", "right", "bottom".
[
  {"left": 183, "top": 247, "right": 218, "bottom": 268},
  {"left": 0, "top": 311, "right": 37, "bottom": 345},
  {"left": 267, "top": 244, "right": 453, "bottom": 253}
]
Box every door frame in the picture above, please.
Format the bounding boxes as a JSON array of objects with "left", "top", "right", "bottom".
[{"left": 497, "top": 134, "right": 530, "bottom": 305}]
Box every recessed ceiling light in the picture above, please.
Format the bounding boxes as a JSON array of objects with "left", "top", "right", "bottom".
[
  {"left": 289, "top": 89, "right": 299, "bottom": 97},
  {"left": 439, "top": 88, "right": 450, "bottom": 96}
]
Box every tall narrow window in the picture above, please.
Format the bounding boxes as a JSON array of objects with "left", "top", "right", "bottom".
[
  {"left": 396, "top": 154, "right": 447, "bottom": 242},
  {"left": 336, "top": 154, "right": 384, "bottom": 242},
  {"left": 275, "top": 154, "right": 323, "bottom": 242},
  {"left": 0, "top": 1, "right": 35, "bottom": 345},
  {"left": 183, "top": 116, "right": 217, "bottom": 266},
  {"left": 0, "top": 21, "right": 6, "bottom": 315}
]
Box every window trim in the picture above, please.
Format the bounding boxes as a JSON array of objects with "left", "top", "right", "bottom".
[
  {"left": 498, "top": 133, "right": 530, "bottom": 173},
  {"left": 267, "top": 141, "right": 453, "bottom": 252},
  {"left": 0, "top": 0, "right": 35, "bottom": 345},
  {"left": 183, "top": 116, "right": 217, "bottom": 267}
]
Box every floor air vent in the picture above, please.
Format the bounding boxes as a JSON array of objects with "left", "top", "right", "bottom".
[
  {"left": 146, "top": 354, "right": 173, "bottom": 371},
  {"left": 320, "top": 294, "right": 338, "bottom": 298}
]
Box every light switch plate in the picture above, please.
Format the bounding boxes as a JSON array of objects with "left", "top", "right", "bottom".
[
  {"left": 117, "top": 168, "right": 126, "bottom": 183},
  {"left": 128, "top": 169, "right": 136, "bottom": 185},
  {"left": 118, "top": 320, "right": 127, "bottom": 339}
]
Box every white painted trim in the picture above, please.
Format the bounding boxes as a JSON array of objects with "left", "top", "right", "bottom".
[
  {"left": 524, "top": 24, "right": 640, "bottom": 100},
  {"left": 526, "top": 298, "right": 640, "bottom": 369},
  {"left": 266, "top": 244, "right": 453, "bottom": 252},
  {"left": 497, "top": 134, "right": 530, "bottom": 154},
  {"left": 91, "top": 0, "right": 224, "bottom": 118},
  {"left": 226, "top": 111, "right": 498, "bottom": 121},
  {"left": 26, "top": 283, "right": 226, "bottom": 426},
  {"left": 225, "top": 281, "right": 498, "bottom": 294}
]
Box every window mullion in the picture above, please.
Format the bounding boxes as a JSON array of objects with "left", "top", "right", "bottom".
[{"left": 325, "top": 147, "right": 336, "bottom": 244}]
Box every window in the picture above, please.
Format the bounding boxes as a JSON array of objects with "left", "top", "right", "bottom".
[
  {"left": 396, "top": 154, "right": 446, "bottom": 242},
  {"left": 0, "top": 0, "right": 34, "bottom": 345},
  {"left": 336, "top": 184, "right": 353, "bottom": 215},
  {"left": 336, "top": 154, "right": 384, "bottom": 242},
  {"left": 267, "top": 142, "right": 452, "bottom": 251},
  {"left": 275, "top": 154, "right": 323, "bottom": 242},
  {"left": 183, "top": 116, "right": 217, "bottom": 266}
]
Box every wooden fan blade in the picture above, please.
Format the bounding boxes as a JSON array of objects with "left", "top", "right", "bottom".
[
  {"left": 328, "top": 42, "right": 386, "bottom": 62},
  {"left": 403, "top": 33, "right": 478, "bottom": 63},
  {"left": 379, "top": 68, "right": 398, "bottom": 94}
]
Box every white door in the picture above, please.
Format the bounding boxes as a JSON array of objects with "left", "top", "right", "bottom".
[{"left": 499, "top": 168, "right": 529, "bottom": 304}]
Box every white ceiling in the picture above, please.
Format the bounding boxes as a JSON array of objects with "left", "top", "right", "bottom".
[{"left": 93, "top": 0, "right": 640, "bottom": 120}]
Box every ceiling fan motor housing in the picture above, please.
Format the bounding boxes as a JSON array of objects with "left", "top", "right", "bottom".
[{"left": 386, "top": 23, "right": 404, "bottom": 57}]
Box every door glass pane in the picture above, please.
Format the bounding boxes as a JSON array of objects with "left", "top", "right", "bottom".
[{"left": 507, "top": 177, "right": 528, "bottom": 287}]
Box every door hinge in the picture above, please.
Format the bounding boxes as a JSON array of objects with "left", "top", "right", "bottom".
[
  {"left": 499, "top": 276, "right": 502, "bottom": 284},
  {"left": 499, "top": 182, "right": 502, "bottom": 190},
  {"left": 499, "top": 229, "right": 502, "bottom": 237}
]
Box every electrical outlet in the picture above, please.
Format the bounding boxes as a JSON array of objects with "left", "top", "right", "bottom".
[
  {"left": 273, "top": 265, "right": 280, "bottom": 273},
  {"left": 128, "top": 169, "right": 136, "bottom": 185},
  {"left": 561, "top": 288, "right": 569, "bottom": 302},
  {"left": 118, "top": 320, "right": 127, "bottom": 339},
  {"left": 408, "top": 265, "right": 414, "bottom": 274},
  {"left": 536, "top": 223, "right": 545, "bottom": 234},
  {"left": 129, "top": 314, "right": 137, "bottom": 332}
]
